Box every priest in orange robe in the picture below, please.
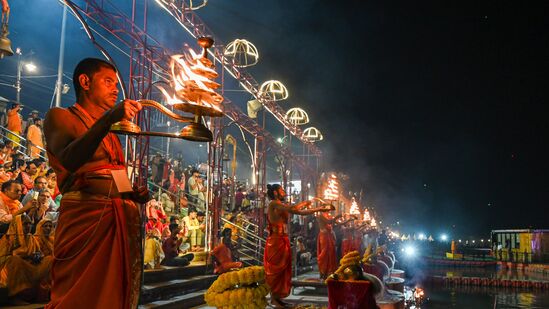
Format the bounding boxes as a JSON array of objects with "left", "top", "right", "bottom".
[
  {"left": 212, "top": 228, "right": 242, "bottom": 274},
  {"left": 26, "top": 118, "right": 44, "bottom": 159},
  {"left": 317, "top": 212, "right": 341, "bottom": 279},
  {"left": 6, "top": 103, "right": 22, "bottom": 145},
  {"left": 44, "top": 58, "right": 148, "bottom": 309},
  {"left": 264, "top": 184, "right": 332, "bottom": 308}
]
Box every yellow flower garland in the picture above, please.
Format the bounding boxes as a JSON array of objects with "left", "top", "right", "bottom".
[{"left": 205, "top": 266, "right": 270, "bottom": 308}]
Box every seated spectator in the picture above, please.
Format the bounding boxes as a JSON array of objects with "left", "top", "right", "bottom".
[
  {"left": 241, "top": 194, "right": 251, "bottom": 211},
  {"left": 223, "top": 213, "right": 239, "bottom": 243},
  {"left": 0, "top": 181, "right": 36, "bottom": 234},
  {"left": 26, "top": 189, "right": 51, "bottom": 231},
  {"left": 45, "top": 168, "right": 60, "bottom": 200},
  {"left": 0, "top": 141, "right": 14, "bottom": 165},
  {"left": 191, "top": 211, "right": 206, "bottom": 251},
  {"left": 0, "top": 164, "right": 11, "bottom": 185},
  {"left": 33, "top": 218, "right": 54, "bottom": 257},
  {"left": 8, "top": 159, "right": 25, "bottom": 184},
  {"left": 146, "top": 199, "right": 167, "bottom": 221},
  {"left": 144, "top": 228, "right": 164, "bottom": 269},
  {"left": 296, "top": 236, "right": 312, "bottom": 266},
  {"left": 145, "top": 217, "right": 163, "bottom": 234},
  {"left": 32, "top": 159, "right": 48, "bottom": 179},
  {"left": 15, "top": 160, "right": 37, "bottom": 194},
  {"left": 234, "top": 187, "right": 244, "bottom": 212},
  {"left": 160, "top": 192, "right": 175, "bottom": 213},
  {"left": 161, "top": 227, "right": 194, "bottom": 267},
  {"left": 161, "top": 225, "right": 171, "bottom": 242},
  {"left": 21, "top": 177, "right": 57, "bottom": 212},
  {"left": 212, "top": 228, "right": 243, "bottom": 274},
  {"left": 183, "top": 208, "right": 204, "bottom": 252},
  {"left": 0, "top": 214, "right": 52, "bottom": 303}
]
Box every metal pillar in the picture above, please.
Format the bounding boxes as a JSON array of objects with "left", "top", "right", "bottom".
[{"left": 55, "top": 4, "right": 67, "bottom": 107}]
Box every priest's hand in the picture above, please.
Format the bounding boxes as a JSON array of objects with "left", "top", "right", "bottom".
[
  {"left": 107, "top": 99, "right": 143, "bottom": 123},
  {"left": 132, "top": 185, "right": 150, "bottom": 204}
]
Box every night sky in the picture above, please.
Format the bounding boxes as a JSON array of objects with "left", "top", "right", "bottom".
[{"left": 1, "top": 0, "right": 548, "bottom": 237}]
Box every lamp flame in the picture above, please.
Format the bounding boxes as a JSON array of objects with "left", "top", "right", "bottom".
[
  {"left": 349, "top": 197, "right": 360, "bottom": 215},
  {"left": 363, "top": 209, "right": 371, "bottom": 222},
  {"left": 160, "top": 45, "right": 223, "bottom": 113},
  {"left": 323, "top": 174, "right": 339, "bottom": 201}
]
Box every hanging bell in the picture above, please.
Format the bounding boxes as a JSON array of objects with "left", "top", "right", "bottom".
[{"left": 0, "top": 13, "right": 14, "bottom": 59}]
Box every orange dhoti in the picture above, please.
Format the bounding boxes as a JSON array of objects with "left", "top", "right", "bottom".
[
  {"left": 264, "top": 234, "right": 291, "bottom": 298},
  {"left": 318, "top": 228, "right": 338, "bottom": 277},
  {"left": 342, "top": 238, "right": 355, "bottom": 257},
  {"left": 46, "top": 191, "right": 142, "bottom": 309}
]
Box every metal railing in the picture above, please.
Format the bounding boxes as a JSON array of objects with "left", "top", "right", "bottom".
[
  {"left": 221, "top": 217, "right": 266, "bottom": 266},
  {"left": 0, "top": 125, "right": 47, "bottom": 161},
  {"left": 147, "top": 180, "right": 202, "bottom": 213}
]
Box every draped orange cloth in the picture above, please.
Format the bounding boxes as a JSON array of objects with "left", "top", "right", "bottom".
[
  {"left": 7, "top": 109, "right": 22, "bottom": 134},
  {"left": 0, "top": 215, "right": 52, "bottom": 297},
  {"left": 0, "top": 191, "right": 22, "bottom": 214},
  {"left": 45, "top": 103, "right": 141, "bottom": 309},
  {"left": 26, "top": 124, "right": 44, "bottom": 159},
  {"left": 264, "top": 222, "right": 292, "bottom": 298},
  {"left": 341, "top": 228, "right": 354, "bottom": 257},
  {"left": 6, "top": 109, "right": 22, "bottom": 145},
  {"left": 45, "top": 191, "right": 141, "bottom": 309},
  {"left": 353, "top": 230, "right": 362, "bottom": 253},
  {"left": 34, "top": 219, "right": 54, "bottom": 257},
  {"left": 212, "top": 242, "right": 242, "bottom": 274},
  {"left": 318, "top": 225, "right": 338, "bottom": 277}
]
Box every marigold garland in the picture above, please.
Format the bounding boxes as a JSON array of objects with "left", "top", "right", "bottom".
[{"left": 205, "top": 266, "right": 270, "bottom": 308}]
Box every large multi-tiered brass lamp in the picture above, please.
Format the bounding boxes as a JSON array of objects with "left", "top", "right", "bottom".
[{"left": 110, "top": 37, "right": 224, "bottom": 142}]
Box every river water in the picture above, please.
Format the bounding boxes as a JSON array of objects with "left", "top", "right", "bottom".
[
  {"left": 411, "top": 266, "right": 549, "bottom": 308},
  {"left": 422, "top": 284, "right": 549, "bottom": 308}
]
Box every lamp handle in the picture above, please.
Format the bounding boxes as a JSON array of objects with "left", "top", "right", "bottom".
[{"left": 138, "top": 99, "right": 194, "bottom": 123}]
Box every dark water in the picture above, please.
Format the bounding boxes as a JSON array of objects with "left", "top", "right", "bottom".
[
  {"left": 425, "top": 266, "right": 549, "bottom": 282},
  {"left": 410, "top": 266, "right": 549, "bottom": 308},
  {"left": 422, "top": 284, "right": 549, "bottom": 309}
]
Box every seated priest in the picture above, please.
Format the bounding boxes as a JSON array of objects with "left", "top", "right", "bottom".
[{"left": 212, "top": 228, "right": 243, "bottom": 274}]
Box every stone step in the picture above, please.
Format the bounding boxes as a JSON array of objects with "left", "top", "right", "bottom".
[
  {"left": 144, "top": 263, "right": 209, "bottom": 284},
  {"left": 140, "top": 275, "right": 217, "bottom": 304},
  {"left": 139, "top": 290, "right": 207, "bottom": 309}
]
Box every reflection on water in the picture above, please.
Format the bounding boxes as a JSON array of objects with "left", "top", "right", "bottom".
[
  {"left": 427, "top": 266, "right": 549, "bottom": 282},
  {"left": 423, "top": 284, "right": 549, "bottom": 309},
  {"left": 408, "top": 266, "right": 549, "bottom": 308}
]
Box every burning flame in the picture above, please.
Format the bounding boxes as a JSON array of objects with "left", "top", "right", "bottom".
[
  {"left": 349, "top": 197, "right": 360, "bottom": 215},
  {"left": 323, "top": 174, "right": 339, "bottom": 201},
  {"left": 160, "top": 45, "right": 223, "bottom": 111},
  {"left": 414, "top": 287, "right": 425, "bottom": 299},
  {"left": 363, "top": 209, "right": 371, "bottom": 222}
]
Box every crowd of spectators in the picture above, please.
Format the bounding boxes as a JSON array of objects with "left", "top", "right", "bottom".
[{"left": 0, "top": 155, "right": 58, "bottom": 303}]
